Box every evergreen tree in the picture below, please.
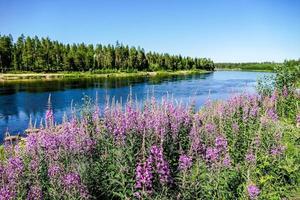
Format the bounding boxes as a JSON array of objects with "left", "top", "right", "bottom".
[
  {"left": 0, "top": 34, "right": 215, "bottom": 72},
  {"left": 0, "top": 34, "right": 13, "bottom": 72}
]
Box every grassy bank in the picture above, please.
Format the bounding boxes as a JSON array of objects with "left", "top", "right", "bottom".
[
  {"left": 0, "top": 70, "right": 209, "bottom": 82},
  {"left": 215, "top": 68, "right": 274, "bottom": 72},
  {"left": 215, "top": 62, "right": 280, "bottom": 72}
]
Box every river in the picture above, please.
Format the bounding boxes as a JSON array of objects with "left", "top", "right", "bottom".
[{"left": 0, "top": 71, "right": 272, "bottom": 140}]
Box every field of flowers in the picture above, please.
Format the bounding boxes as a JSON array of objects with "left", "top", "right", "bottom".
[{"left": 0, "top": 63, "right": 299, "bottom": 199}]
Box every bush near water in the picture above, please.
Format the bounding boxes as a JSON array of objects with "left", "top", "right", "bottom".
[{"left": 0, "top": 61, "right": 299, "bottom": 199}]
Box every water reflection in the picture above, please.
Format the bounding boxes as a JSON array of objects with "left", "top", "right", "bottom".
[{"left": 0, "top": 71, "right": 271, "bottom": 140}]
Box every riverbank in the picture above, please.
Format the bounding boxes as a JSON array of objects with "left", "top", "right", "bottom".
[
  {"left": 215, "top": 68, "right": 274, "bottom": 72},
  {"left": 0, "top": 70, "right": 209, "bottom": 82}
]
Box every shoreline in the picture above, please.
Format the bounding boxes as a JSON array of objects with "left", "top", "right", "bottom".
[
  {"left": 0, "top": 70, "right": 210, "bottom": 82},
  {"left": 215, "top": 68, "right": 274, "bottom": 72},
  {"left": 0, "top": 68, "right": 275, "bottom": 82}
]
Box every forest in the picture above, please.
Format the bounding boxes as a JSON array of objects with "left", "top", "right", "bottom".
[{"left": 0, "top": 34, "right": 215, "bottom": 73}]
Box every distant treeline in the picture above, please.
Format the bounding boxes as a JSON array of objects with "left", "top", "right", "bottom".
[
  {"left": 0, "top": 34, "right": 215, "bottom": 73},
  {"left": 215, "top": 62, "right": 279, "bottom": 71}
]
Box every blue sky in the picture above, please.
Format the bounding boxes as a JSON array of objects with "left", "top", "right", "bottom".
[{"left": 0, "top": 0, "right": 299, "bottom": 62}]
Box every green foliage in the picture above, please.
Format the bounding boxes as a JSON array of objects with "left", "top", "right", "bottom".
[
  {"left": 0, "top": 34, "right": 215, "bottom": 73},
  {"left": 0, "top": 145, "right": 5, "bottom": 161},
  {"left": 258, "top": 59, "right": 300, "bottom": 122},
  {"left": 274, "top": 59, "right": 300, "bottom": 90},
  {"left": 216, "top": 62, "right": 278, "bottom": 71}
]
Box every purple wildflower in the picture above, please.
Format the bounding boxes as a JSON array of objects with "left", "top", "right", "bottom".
[
  {"left": 253, "top": 135, "right": 261, "bottom": 147},
  {"left": 63, "top": 172, "right": 81, "bottom": 189},
  {"left": 134, "top": 192, "right": 142, "bottom": 199},
  {"left": 245, "top": 152, "right": 256, "bottom": 164},
  {"left": 223, "top": 154, "right": 231, "bottom": 167},
  {"left": 135, "top": 159, "right": 153, "bottom": 191},
  {"left": 6, "top": 157, "right": 24, "bottom": 181},
  {"left": 48, "top": 165, "right": 62, "bottom": 178},
  {"left": 27, "top": 185, "right": 42, "bottom": 200},
  {"left": 93, "top": 105, "right": 100, "bottom": 121},
  {"left": 205, "top": 123, "right": 215, "bottom": 133},
  {"left": 178, "top": 154, "right": 193, "bottom": 171},
  {"left": 205, "top": 147, "right": 219, "bottom": 162},
  {"left": 247, "top": 184, "right": 260, "bottom": 199},
  {"left": 45, "top": 108, "right": 54, "bottom": 127},
  {"left": 270, "top": 145, "right": 286, "bottom": 156},
  {"left": 0, "top": 186, "right": 15, "bottom": 200},
  {"left": 270, "top": 90, "right": 278, "bottom": 104},
  {"left": 215, "top": 136, "right": 227, "bottom": 151},
  {"left": 250, "top": 105, "right": 259, "bottom": 117},
  {"left": 150, "top": 145, "right": 171, "bottom": 184},
  {"left": 0, "top": 163, "right": 5, "bottom": 177},
  {"left": 242, "top": 105, "right": 250, "bottom": 121},
  {"left": 29, "top": 160, "right": 39, "bottom": 173},
  {"left": 267, "top": 108, "right": 278, "bottom": 121}
]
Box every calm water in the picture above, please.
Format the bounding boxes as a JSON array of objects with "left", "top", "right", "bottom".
[{"left": 0, "top": 71, "right": 271, "bottom": 140}]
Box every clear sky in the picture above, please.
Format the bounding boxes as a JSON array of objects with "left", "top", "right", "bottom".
[{"left": 0, "top": 0, "right": 299, "bottom": 62}]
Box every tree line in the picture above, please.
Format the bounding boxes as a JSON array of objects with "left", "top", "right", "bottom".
[
  {"left": 215, "top": 62, "right": 278, "bottom": 71},
  {"left": 0, "top": 34, "right": 215, "bottom": 73}
]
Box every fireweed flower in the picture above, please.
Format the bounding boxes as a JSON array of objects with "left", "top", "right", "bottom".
[
  {"left": 215, "top": 136, "right": 227, "bottom": 152},
  {"left": 267, "top": 108, "right": 278, "bottom": 121},
  {"left": 92, "top": 105, "right": 100, "bottom": 122},
  {"left": 0, "top": 163, "right": 5, "bottom": 179},
  {"left": 6, "top": 157, "right": 24, "bottom": 181},
  {"left": 245, "top": 152, "right": 256, "bottom": 164},
  {"left": 249, "top": 104, "right": 259, "bottom": 118},
  {"left": 254, "top": 134, "right": 261, "bottom": 145},
  {"left": 189, "top": 124, "right": 205, "bottom": 154},
  {"left": 214, "top": 103, "right": 225, "bottom": 117},
  {"left": 135, "top": 159, "right": 153, "bottom": 191},
  {"left": 40, "top": 133, "right": 59, "bottom": 151},
  {"left": 45, "top": 108, "right": 54, "bottom": 127},
  {"left": 124, "top": 104, "right": 139, "bottom": 132},
  {"left": 282, "top": 85, "right": 288, "bottom": 97},
  {"left": 270, "top": 145, "right": 286, "bottom": 156},
  {"left": 29, "top": 160, "right": 39, "bottom": 173},
  {"left": 63, "top": 172, "right": 82, "bottom": 189},
  {"left": 0, "top": 186, "right": 15, "bottom": 200},
  {"left": 150, "top": 145, "right": 171, "bottom": 184},
  {"left": 223, "top": 154, "right": 231, "bottom": 167},
  {"left": 205, "top": 147, "right": 219, "bottom": 162},
  {"left": 270, "top": 90, "right": 278, "bottom": 104},
  {"left": 134, "top": 192, "right": 142, "bottom": 199},
  {"left": 242, "top": 106, "right": 250, "bottom": 121},
  {"left": 178, "top": 154, "right": 193, "bottom": 171},
  {"left": 26, "top": 134, "right": 39, "bottom": 155},
  {"left": 205, "top": 123, "right": 215, "bottom": 133},
  {"left": 3, "top": 141, "right": 15, "bottom": 157},
  {"left": 27, "top": 185, "right": 42, "bottom": 200},
  {"left": 48, "top": 165, "right": 62, "bottom": 178},
  {"left": 247, "top": 184, "right": 260, "bottom": 199}
]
